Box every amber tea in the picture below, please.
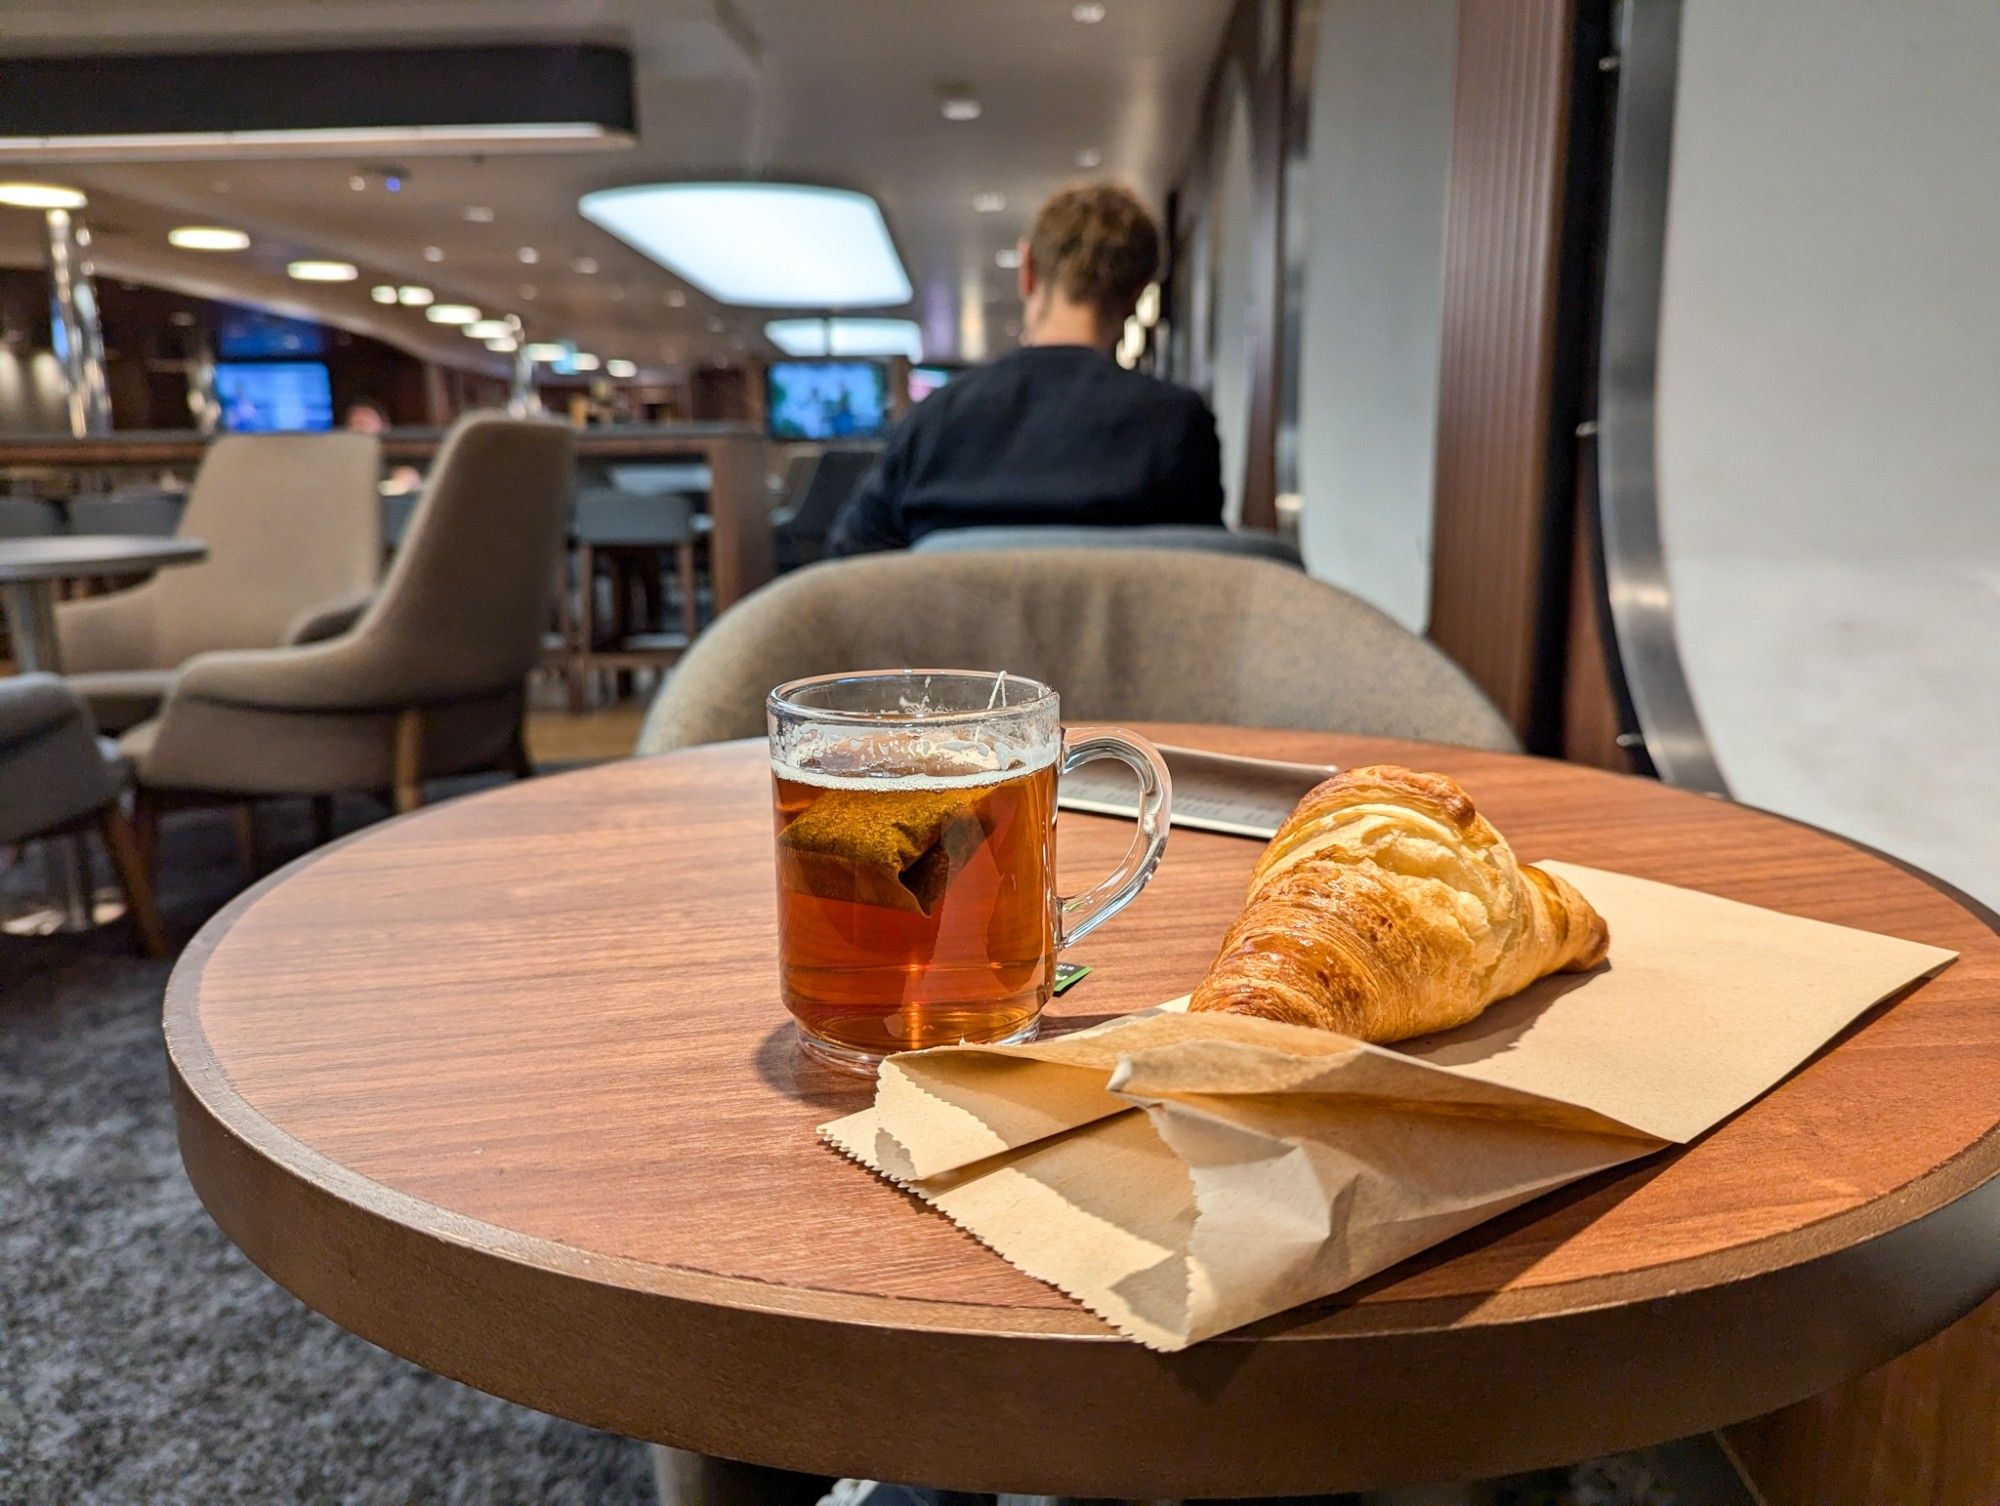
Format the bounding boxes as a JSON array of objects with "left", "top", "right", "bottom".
[
  {"left": 774, "top": 752, "right": 1057, "bottom": 1063},
  {"left": 767, "top": 671, "right": 1170, "bottom": 1074}
]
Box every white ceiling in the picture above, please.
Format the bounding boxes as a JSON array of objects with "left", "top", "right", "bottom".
[{"left": 0, "top": 0, "right": 1230, "bottom": 381}]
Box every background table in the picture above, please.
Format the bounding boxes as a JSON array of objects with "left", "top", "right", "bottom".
[
  {"left": 0, "top": 534, "right": 207, "bottom": 673},
  {"left": 165, "top": 728, "right": 2000, "bottom": 1499},
  {"left": 2, "top": 534, "right": 206, "bottom": 932}
]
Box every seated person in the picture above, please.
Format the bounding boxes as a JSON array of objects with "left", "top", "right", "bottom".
[{"left": 826, "top": 183, "right": 1223, "bottom": 556}]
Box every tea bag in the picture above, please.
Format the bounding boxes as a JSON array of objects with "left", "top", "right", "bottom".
[{"left": 778, "top": 788, "right": 994, "bottom": 915}]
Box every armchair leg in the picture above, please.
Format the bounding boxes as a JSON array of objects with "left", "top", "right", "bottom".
[
  {"left": 506, "top": 726, "right": 536, "bottom": 781},
  {"left": 99, "top": 807, "right": 167, "bottom": 958},
  {"left": 676, "top": 540, "right": 699, "bottom": 642},
  {"left": 393, "top": 708, "right": 425, "bottom": 814},
  {"left": 132, "top": 791, "right": 160, "bottom": 879},
  {"left": 231, "top": 802, "right": 262, "bottom": 878}
]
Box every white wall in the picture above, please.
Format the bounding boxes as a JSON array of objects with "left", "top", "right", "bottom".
[
  {"left": 1293, "top": 0, "right": 1459, "bottom": 632},
  {"left": 1208, "top": 77, "right": 1257, "bottom": 529},
  {"left": 1657, "top": 0, "right": 2000, "bottom": 902}
]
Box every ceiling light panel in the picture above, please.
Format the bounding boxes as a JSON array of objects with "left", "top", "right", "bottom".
[
  {"left": 167, "top": 225, "right": 248, "bottom": 250},
  {"left": 579, "top": 183, "right": 912, "bottom": 309},
  {"left": 0, "top": 181, "right": 86, "bottom": 208},
  {"left": 288, "top": 259, "right": 357, "bottom": 282},
  {"left": 425, "top": 303, "right": 480, "bottom": 325},
  {"left": 765, "top": 318, "right": 923, "bottom": 360}
]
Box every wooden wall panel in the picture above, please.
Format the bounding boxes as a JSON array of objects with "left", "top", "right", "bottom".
[{"left": 1425, "top": 0, "right": 1577, "bottom": 736}]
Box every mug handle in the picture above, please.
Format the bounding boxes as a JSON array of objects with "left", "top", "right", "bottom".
[{"left": 1055, "top": 728, "right": 1173, "bottom": 950}]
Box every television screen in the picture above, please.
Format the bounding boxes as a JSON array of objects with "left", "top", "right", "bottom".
[
  {"left": 214, "top": 362, "right": 336, "bottom": 433},
  {"left": 907, "top": 364, "right": 961, "bottom": 404},
  {"left": 215, "top": 309, "right": 326, "bottom": 360},
  {"left": 766, "top": 360, "right": 890, "bottom": 441}
]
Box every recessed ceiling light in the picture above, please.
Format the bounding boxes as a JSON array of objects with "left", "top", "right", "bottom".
[
  {"left": 572, "top": 353, "right": 601, "bottom": 372},
  {"left": 605, "top": 358, "right": 637, "bottom": 378},
  {"left": 940, "top": 96, "right": 982, "bottom": 123},
  {"left": 288, "top": 259, "right": 358, "bottom": 282},
  {"left": 1072, "top": 1, "right": 1107, "bottom": 21},
  {"left": 579, "top": 182, "right": 913, "bottom": 308},
  {"left": 464, "top": 205, "right": 494, "bottom": 223},
  {"left": 572, "top": 256, "right": 598, "bottom": 274},
  {"left": 422, "top": 245, "right": 444, "bottom": 262},
  {"left": 765, "top": 317, "right": 923, "bottom": 360},
  {"left": 425, "top": 303, "right": 481, "bottom": 324},
  {"left": 167, "top": 225, "right": 248, "bottom": 251},
  {"left": 0, "top": 182, "right": 87, "bottom": 209},
  {"left": 348, "top": 173, "right": 367, "bottom": 192},
  {"left": 973, "top": 192, "right": 1007, "bottom": 214},
  {"left": 397, "top": 285, "right": 433, "bottom": 306},
  {"left": 1076, "top": 147, "right": 1103, "bottom": 169},
  {"left": 517, "top": 246, "right": 539, "bottom": 264},
  {"left": 485, "top": 336, "right": 519, "bottom": 353},
  {"left": 666, "top": 289, "right": 687, "bottom": 307},
  {"left": 995, "top": 247, "right": 1022, "bottom": 270},
  {"left": 525, "top": 342, "right": 567, "bottom": 362},
  {"left": 170, "top": 310, "right": 197, "bottom": 327},
  {"left": 706, "top": 316, "right": 725, "bottom": 333},
  {"left": 370, "top": 284, "right": 398, "bottom": 304},
  {"left": 465, "top": 318, "right": 513, "bottom": 339}
]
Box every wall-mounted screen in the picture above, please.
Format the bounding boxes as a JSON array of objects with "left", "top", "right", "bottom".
[
  {"left": 215, "top": 309, "right": 326, "bottom": 360},
  {"left": 766, "top": 360, "right": 890, "bottom": 441},
  {"left": 215, "top": 362, "right": 335, "bottom": 433}
]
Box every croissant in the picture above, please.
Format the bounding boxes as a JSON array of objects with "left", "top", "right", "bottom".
[{"left": 1189, "top": 765, "right": 1608, "bottom": 1042}]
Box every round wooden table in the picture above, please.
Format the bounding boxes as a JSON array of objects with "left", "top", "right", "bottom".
[{"left": 165, "top": 728, "right": 2000, "bottom": 1498}]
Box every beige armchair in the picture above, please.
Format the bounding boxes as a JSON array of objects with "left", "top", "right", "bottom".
[
  {"left": 639, "top": 549, "right": 1519, "bottom": 755},
  {"left": 57, "top": 433, "right": 383, "bottom": 732},
  {"left": 123, "top": 414, "right": 574, "bottom": 813}
]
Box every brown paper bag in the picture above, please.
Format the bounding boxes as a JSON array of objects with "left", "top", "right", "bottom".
[{"left": 823, "top": 863, "right": 1956, "bottom": 1349}]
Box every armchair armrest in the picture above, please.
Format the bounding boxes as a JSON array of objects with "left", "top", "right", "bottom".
[
  {"left": 52, "top": 584, "right": 160, "bottom": 672},
  {"left": 282, "top": 590, "right": 376, "bottom": 646}
]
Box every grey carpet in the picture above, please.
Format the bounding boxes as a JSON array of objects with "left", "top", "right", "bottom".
[
  {"left": 0, "top": 790, "right": 655, "bottom": 1506},
  {"left": 0, "top": 784, "right": 1753, "bottom": 1506}
]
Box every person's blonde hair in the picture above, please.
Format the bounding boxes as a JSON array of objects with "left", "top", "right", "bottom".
[{"left": 1027, "top": 182, "right": 1161, "bottom": 323}]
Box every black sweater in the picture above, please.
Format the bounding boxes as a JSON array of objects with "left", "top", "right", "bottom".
[{"left": 824, "top": 345, "right": 1225, "bottom": 556}]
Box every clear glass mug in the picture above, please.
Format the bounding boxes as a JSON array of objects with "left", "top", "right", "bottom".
[{"left": 768, "top": 670, "right": 1172, "bottom": 1073}]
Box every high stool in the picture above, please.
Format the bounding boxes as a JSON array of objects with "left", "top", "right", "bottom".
[{"left": 563, "top": 487, "right": 703, "bottom": 711}]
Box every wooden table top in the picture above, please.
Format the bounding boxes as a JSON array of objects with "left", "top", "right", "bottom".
[
  {"left": 0, "top": 534, "right": 206, "bottom": 582},
  {"left": 165, "top": 727, "right": 2000, "bottom": 1497}
]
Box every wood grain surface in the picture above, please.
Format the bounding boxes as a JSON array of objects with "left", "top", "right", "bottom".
[{"left": 166, "top": 727, "right": 2000, "bottom": 1496}]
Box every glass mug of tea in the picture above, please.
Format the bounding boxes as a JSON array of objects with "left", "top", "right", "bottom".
[{"left": 768, "top": 670, "right": 1172, "bottom": 1073}]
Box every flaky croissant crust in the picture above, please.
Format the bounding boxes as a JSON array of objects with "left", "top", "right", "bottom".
[{"left": 1189, "top": 765, "right": 1609, "bottom": 1042}]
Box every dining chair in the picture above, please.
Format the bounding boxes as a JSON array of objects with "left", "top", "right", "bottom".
[
  {"left": 67, "top": 487, "right": 186, "bottom": 538},
  {"left": 562, "top": 487, "right": 703, "bottom": 711},
  {"left": 770, "top": 447, "right": 880, "bottom": 572},
  {"left": 55, "top": 433, "right": 383, "bottom": 732},
  {"left": 0, "top": 674, "right": 165, "bottom": 956},
  {"left": 636, "top": 548, "right": 1517, "bottom": 754},
  {"left": 121, "top": 414, "right": 575, "bottom": 836},
  {"left": 0, "top": 496, "right": 60, "bottom": 539}
]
